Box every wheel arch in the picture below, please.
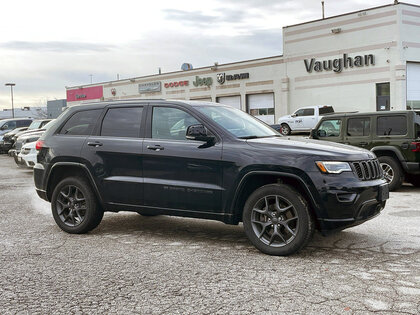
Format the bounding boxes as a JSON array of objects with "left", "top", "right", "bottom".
[
  {"left": 46, "top": 162, "right": 104, "bottom": 207},
  {"left": 230, "top": 171, "right": 320, "bottom": 226},
  {"left": 371, "top": 146, "right": 406, "bottom": 171}
]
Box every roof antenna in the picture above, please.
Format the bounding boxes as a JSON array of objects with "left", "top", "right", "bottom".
[{"left": 321, "top": 1, "right": 325, "bottom": 19}]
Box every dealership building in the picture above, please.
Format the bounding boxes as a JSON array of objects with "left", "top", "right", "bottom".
[{"left": 66, "top": 2, "right": 420, "bottom": 124}]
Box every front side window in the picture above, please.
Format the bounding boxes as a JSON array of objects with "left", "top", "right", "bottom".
[
  {"left": 347, "top": 118, "right": 370, "bottom": 136},
  {"left": 294, "top": 109, "right": 305, "bottom": 117},
  {"left": 377, "top": 115, "right": 407, "bottom": 136},
  {"left": 152, "top": 107, "right": 200, "bottom": 140},
  {"left": 59, "top": 109, "right": 101, "bottom": 136},
  {"left": 101, "top": 107, "right": 143, "bottom": 138},
  {"left": 318, "top": 119, "right": 341, "bottom": 137}
]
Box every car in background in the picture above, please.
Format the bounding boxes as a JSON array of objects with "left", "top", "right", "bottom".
[
  {"left": 0, "top": 118, "right": 33, "bottom": 153},
  {"left": 9, "top": 120, "right": 55, "bottom": 158},
  {"left": 273, "top": 105, "right": 335, "bottom": 135},
  {"left": 311, "top": 110, "right": 420, "bottom": 191},
  {"left": 12, "top": 119, "right": 52, "bottom": 140},
  {"left": 1, "top": 127, "right": 29, "bottom": 154},
  {"left": 16, "top": 141, "right": 38, "bottom": 168}
]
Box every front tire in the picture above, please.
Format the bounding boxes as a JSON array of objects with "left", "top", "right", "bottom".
[
  {"left": 280, "top": 124, "right": 291, "bottom": 136},
  {"left": 243, "top": 184, "right": 314, "bottom": 256},
  {"left": 51, "top": 177, "right": 103, "bottom": 234},
  {"left": 378, "top": 156, "right": 403, "bottom": 191}
]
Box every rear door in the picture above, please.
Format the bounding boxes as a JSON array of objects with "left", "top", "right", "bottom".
[
  {"left": 142, "top": 104, "right": 223, "bottom": 213},
  {"left": 81, "top": 104, "right": 145, "bottom": 206},
  {"left": 345, "top": 117, "right": 372, "bottom": 148}
]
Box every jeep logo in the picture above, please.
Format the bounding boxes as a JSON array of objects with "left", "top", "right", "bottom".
[{"left": 193, "top": 76, "right": 213, "bottom": 87}]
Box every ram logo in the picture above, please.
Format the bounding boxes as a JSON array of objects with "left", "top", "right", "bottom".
[{"left": 216, "top": 73, "right": 226, "bottom": 84}]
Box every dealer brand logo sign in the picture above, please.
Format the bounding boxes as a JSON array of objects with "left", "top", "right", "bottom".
[
  {"left": 304, "top": 54, "right": 375, "bottom": 73},
  {"left": 165, "top": 81, "right": 189, "bottom": 88},
  {"left": 217, "top": 72, "right": 250, "bottom": 84}
]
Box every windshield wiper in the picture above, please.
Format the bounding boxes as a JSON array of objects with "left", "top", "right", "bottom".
[{"left": 238, "top": 135, "right": 281, "bottom": 139}]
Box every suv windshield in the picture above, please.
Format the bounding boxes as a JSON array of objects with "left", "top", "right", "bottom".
[
  {"left": 27, "top": 120, "right": 43, "bottom": 130},
  {"left": 197, "top": 105, "right": 279, "bottom": 138}
]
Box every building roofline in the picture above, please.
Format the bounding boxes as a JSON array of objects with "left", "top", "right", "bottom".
[
  {"left": 284, "top": 2, "right": 419, "bottom": 29},
  {"left": 66, "top": 54, "right": 284, "bottom": 90}
]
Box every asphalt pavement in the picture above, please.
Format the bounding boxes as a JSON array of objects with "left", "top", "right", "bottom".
[{"left": 0, "top": 155, "right": 419, "bottom": 314}]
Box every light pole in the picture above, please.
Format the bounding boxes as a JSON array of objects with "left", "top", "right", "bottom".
[{"left": 5, "top": 83, "right": 15, "bottom": 118}]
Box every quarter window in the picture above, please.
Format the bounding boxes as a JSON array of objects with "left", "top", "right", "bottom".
[
  {"left": 101, "top": 107, "right": 143, "bottom": 138},
  {"left": 347, "top": 118, "right": 370, "bottom": 136},
  {"left": 318, "top": 119, "right": 341, "bottom": 137},
  {"left": 377, "top": 115, "right": 407, "bottom": 136},
  {"left": 152, "top": 107, "right": 200, "bottom": 140},
  {"left": 59, "top": 109, "right": 101, "bottom": 136}
]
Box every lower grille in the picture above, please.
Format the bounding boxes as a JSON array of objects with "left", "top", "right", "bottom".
[{"left": 352, "top": 159, "right": 382, "bottom": 180}]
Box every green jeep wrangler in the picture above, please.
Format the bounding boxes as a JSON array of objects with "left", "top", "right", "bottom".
[{"left": 311, "top": 111, "right": 420, "bottom": 191}]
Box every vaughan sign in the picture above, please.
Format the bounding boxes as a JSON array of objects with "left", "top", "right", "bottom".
[{"left": 304, "top": 53, "right": 375, "bottom": 73}]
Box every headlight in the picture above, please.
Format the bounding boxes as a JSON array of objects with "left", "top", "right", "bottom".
[{"left": 316, "top": 161, "right": 352, "bottom": 174}]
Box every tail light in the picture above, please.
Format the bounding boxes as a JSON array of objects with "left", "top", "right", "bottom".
[{"left": 35, "top": 140, "right": 44, "bottom": 151}]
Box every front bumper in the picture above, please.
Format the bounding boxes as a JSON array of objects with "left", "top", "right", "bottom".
[{"left": 306, "top": 171, "right": 389, "bottom": 234}]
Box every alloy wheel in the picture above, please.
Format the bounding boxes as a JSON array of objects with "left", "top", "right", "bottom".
[
  {"left": 250, "top": 195, "right": 299, "bottom": 247},
  {"left": 56, "top": 185, "right": 87, "bottom": 227},
  {"left": 380, "top": 162, "right": 394, "bottom": 184}
]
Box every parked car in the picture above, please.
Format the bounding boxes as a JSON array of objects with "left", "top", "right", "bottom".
[
  {"left": 311, "top": 110, "right": 420, "bottom": 191},
  {"left": 16, "top": 141, "right": 37, "bottom": 168},
  {"left": 9, "top": 120, "right": 55, "bottom": 158},
  {"left": 34, "top": 100, "right": 388, "bottom": 256},
  {"left": 1, "top": 127, "right": 29, "bottom": 154},
  {"left": 273, "top": 105, "right": 335, "bottom": 135},
  {"left": 12, "top": 119, "right": 52, "bottom": 140},
  {"left": 0, "top": 118, "right": 33, "bottom": 153}
]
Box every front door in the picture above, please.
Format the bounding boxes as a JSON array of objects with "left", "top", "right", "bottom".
[{"left": 142, "top": 105, "right": 223, "bottom": 213}]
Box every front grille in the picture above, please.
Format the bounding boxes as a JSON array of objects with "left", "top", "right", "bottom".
[{"left": 352, "top": 159, "right": 382, "bottom": 180}]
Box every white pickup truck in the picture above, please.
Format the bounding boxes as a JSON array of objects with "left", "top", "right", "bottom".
[{"left": 274, "top": 105, "right": 335, "bottom": 135}]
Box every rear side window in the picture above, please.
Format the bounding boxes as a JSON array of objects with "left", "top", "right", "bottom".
[
  {"left": 101, "top": 107, "right": 143, "bottom": 138},
  {"left": 377, "top": 115, "right": 407, "bottom": 136},
  {"left": 17, "top": 120, "right": 32, "bottom": 127},
  {"left": 59, "top": 109, "right": 101, "bottom": 136},
  {"left": 347, "top": 118, "right": 370, "bottom": 136}
]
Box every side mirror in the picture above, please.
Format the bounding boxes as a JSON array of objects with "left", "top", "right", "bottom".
[
  {"left": 186, "top": 124, "right": 215, "bottom": 142},
  {"left": 317, "top": 129, "right": 327, "bottom": 137},
  {"left": 291, "top": 114, "right": 297, "bottom": 118}
]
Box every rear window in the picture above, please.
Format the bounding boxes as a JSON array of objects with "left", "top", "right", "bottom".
[
  {"left": 59, "top": 109, "right": 102, "bottom": 136},
  {"left": 319, "top": 106, "right": 334, "bottom": 115},
  {"left": 377, "top": 115, "right": 407, "bottom": 136},
  {"left": 347, "top": 118, "right": 370, "bottom": 136}
]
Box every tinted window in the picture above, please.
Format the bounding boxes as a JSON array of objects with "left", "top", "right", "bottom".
[
  {"left": 101, "top": 107, "right": 143, "bottom": 138},
  {"left": 303, "top": 108, "right": 314, "bottom": 116},
  {"left": 319, "top": 106, "right": 334, "bottom": 115},
  {"left": 152, "top": 107, "right": 200, "bottom": 140},
  {"left": 59, "top": 109, "right": 101, "bottom": 136},
  {"left": 0, "top": 121, "right": 16, "bottom": 131},
  {"left": 377, "top": 115, "right": 407, "bottom": 136},
  {"left": 347, "top": 118, "right": 370, "bottom": 136},
  {"left": 318, "top": 119, "right": 341, "bottom": 137}
]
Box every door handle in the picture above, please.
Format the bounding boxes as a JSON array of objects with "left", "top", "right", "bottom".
[
  {"left": 359, "top": 142, "right": 368, "bottom": 146},
  {"left": 87, "top": 141, "right": 103, "bottom": 147},
  {"left": 147, "top": 145, "right": 164, "bottom": 151}
]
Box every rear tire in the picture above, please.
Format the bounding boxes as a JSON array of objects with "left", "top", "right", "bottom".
[
  {"left": 280, "top": 124, "right": 291, "bottom": 136},
  {"left": 243, "top": 184, "right": 314, "bottom": 256},
  {"left": 378, "top": 156, "right": 403, "bottom": 191},
  {"left": 51, "top": 177, "right": 103, "bottom": 234}
]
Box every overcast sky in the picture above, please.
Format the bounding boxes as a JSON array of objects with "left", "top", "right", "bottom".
[{"left": 0, "top": 0, "right": 404, "bottom": 109}]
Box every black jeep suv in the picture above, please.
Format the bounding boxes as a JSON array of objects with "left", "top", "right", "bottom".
[{"left": 34, "top": 100, "right": 388, "bottom": 256}]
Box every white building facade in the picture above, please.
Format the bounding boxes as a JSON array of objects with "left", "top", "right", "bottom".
[{"left": 66, "top": 2, "right": 420, "bottom": 124}]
